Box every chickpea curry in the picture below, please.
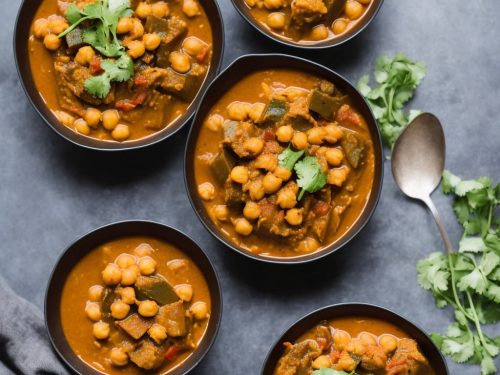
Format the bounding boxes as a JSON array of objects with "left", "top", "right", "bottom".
[
  {"left": 243, "top": 0, "right": 374, "bottom": 44},
  {"left": 60, "top": 237, "right": 211, "bottom": 374},
  {"left": 29, "top": 0, "right": 213, "bottom": 142},
  {"left": 194, "top": 70, "right": 375, "bottom": 258},
  {"left": 275, "top": 317, "right": 435, "bottom": 375}
]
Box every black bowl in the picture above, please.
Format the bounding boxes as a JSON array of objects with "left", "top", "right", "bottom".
[
  {"left": 261, "top": 303, "right": 449, "bottom": 375},
  {"left": 184, "top": 54, "right": 383, "bottom": 264},
  {"left": 231, "top": 0, "right": 384, "bottom": 49},
  {"left": 13, "top": 0, "right": 224, "bottom": 151},
  {"left": 45, "top": 220, "right": 222, "bottom": 374}
]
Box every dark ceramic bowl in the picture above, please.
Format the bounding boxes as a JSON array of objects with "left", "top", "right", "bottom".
[
  {"left": 45, "top": 220, "right": 222, "bottom": 374},
  {"left": 262, "top": 303, "right": 449, "bottom": 375},
  {"left": 184, "top": 54, "right": 383, "bottom": 264},
  {"left": 13, "top": 0, "right": 224, "bottom": 151},
  {"left": 231, "top": 0, "right": 384, "bottom": 49}
]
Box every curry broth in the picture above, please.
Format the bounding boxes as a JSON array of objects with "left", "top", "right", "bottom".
[
  {"left": 29, "top": 0, "right": 213, "bottom": 141},
  {"left": 194, "top": 69, "right": 375, "bottom": 258},
  {"left": 60, "top": 236, "right": 211, "bottom": 374}
]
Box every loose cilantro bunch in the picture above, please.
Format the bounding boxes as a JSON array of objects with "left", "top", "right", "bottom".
[
  {"left": 417, "top": 171, "right": 500, "bottom": 374},
  {"left": 358, "top": 53, "right": 427, "bottom": 148},
  {"left": 84, "top": 54, "right": 134, "bottom": 99},
  {"left": 278, "top": 147, "right": 327, "bottom": 200}
]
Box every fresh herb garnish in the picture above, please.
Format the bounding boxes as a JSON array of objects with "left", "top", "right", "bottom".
[
  {"left": 84, "top": 54, "right": 134, "bottom": 99},
  {"left": 357, "top": 53, "right": 426, "bottom": 148},
  {"left": 278, "top": 146, "right": 304, "bottom": 170},
  {"left": 59, "top": 0, "right": 133, "bottom": 58},
  {"left": 417, "top": 170, "right": 500, "bottom": 375},
  {"left": 294, "top": 156, "right": 327, "bottom": 200},
  {"left": 312, "top": 369, "right": 354, "bottom": 375}
]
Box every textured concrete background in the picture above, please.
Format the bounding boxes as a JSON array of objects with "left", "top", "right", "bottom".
[{"left": 1, "top": 0, "right": 500, "bottom": 373}]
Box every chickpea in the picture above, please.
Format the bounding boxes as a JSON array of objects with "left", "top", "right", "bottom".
[
  {"left": 345, "top": 0, "right": 364, "bottom": 19},
  {"left": 307, "top": 127, "right": 326, "bottom": 145},
  {"left": 328, "top": 166, "right": 350, "bottom": 187},
  {"left": 190, "top": 301, "right": 209, "bottom": 320},
  {"left": 337, "top": 351, "right": 356, "bottom": 371},
  {"left": 148, "top": 324, "right": 168, "bottom": 344},
  {"left": 267, "top": 12, "right": 286, "bottom": 30},
  {"left": 274, "top": 166, "right": 292, "bottom": 181},
  {"left": 110, "top": 347, "right": 128, "bottom": 366},
  {"left": 74, "top": 118, "right": 90, "bottom": 135},
  {"left": 151, "top": 1, "right": 169, "bottom": 17},
  {"left": 102, "top": 109, "right": 120, "bottom": 130},
  {"left": 325, "top": 148, "right": 344, "bottom": 166},
  {"left": 127, "top": 40, "right": 146, "bottom": 59},
  {"left": 119, "top": 287, "right": 136, "bottom": 305},
  {"left": 243, "top": 137, "right": 264, "bottom": 156},
  {"left": 117, "top": 17, "right": 134, "bottom": 34},
  {"left": 263, "top": 172, "right": 282, "bottom": 194},
  {"left": 297, "top": 237, "right": 320, "bottom": 253},
  {"left": 128, "top": 264, "right": 140, "bottom": 275},
  {"left": 55, "top": 111, "right": 74, "bottom": 127},
  {"left": 48, "top": 15, "right": 68, "bottom": 34},
  {"left": 138, "top": 300, "right": 159, "bottom": 317},
  {"left": 359, "top": 332, "right": 377, "bottom": 346},
  {"left": 111, "top": 300, "right": 131, "bottom": 319},
  {"left": 135, "top": 2, "right": 152, "bottom": 18},
  {"left": 130, "top": 18, "right": 144, "bottom": 39},
  {"left": 169, "top": 51, "right": 191, "bottom": 73},
  {"left": 140, "top": 34, "right": 159, "bottom": 52},
  {"left": 88, "top": 285, "right": 104, "bottom": 302},
  {"left": 205, "top": 114, "right": 224, "bottom": 132},
  {"left": 332, "top": 19, "right": 348, "bottom": 35},
  {"left": 102, "top": 263, "right": 122, "bottom": 285},
  {"left": 333, "top": 329, "right": 351, "bottom": 351},
  {"left": 183, "top": 36, "right": 207, "bottom": 56},
  {"left": 245, "top": 0, "right": 257, "bottom": 5},
  {"left": 85, "top": 302, "right": 102, "bottom": 321},
  {"left": 230, "top": 166, "right": 249, "bottom": 184},
  {"left": 43, "top": 34, "right": 61, "bottom": 51},
  {"left": 243, "top": 201, "right": 261, "bottom": 220},
  {"left": 255, "top": 153, "right": 278, "bottom": 171},
  {"left": 248, "top": 179, "right": 265, "bottom": 201},
  {"left": 167, "top": 259, "right": 189, "bottom": 272},
  {"left": 347, "top": 339, "right": 366, "bottom": 356},
  {"left": 134, "top": 243, "right": 154, "bottom": 257},
  {"left": 285, "top": 208, "right": 303, "bottom": 226},
  {"left": 379, "top": 334, "right": 397, "bottom": 354},
  {"left": 84, "top": 108, "right": 101, "bottom": 128},
  {"left": 115, "top": 253, "right": 136, "bottom": 269},
  {"left": 292, "top": 132, "right": 308, "bottom": 150},
  {"left": 324, "top": 124, "right": 344, "bottom": 142},
  {"left": 33, "top": 18, "right": 49, "bottom": 38},
  {"left": 276, "top": 125, "right": 294, "bottom": 143},
  {"left": 198, "top": 182, "right": 215, "bottom": 201},
  {"left": 183, "top": 0, "right": 201, "bottom": 17},
  {"left": 264, "top": 0, "right": 284, "bottom": 9},
  {"left": 249, "top": 103, "right": 266, "bottom": 122},
  {"left": 174, "top": 284, "right": 193, "bottom": 302},
  {"left": 93, "top": 321, "right": 110, "bottom": 340},
  {"left": 213, "top": 204, "right": 229, "bottom": 221},
  {"left": 120, "top": 268, "right": 138, "bottom": 286},
  {"left": 276, "top": 188, "right": 297, "bottom": 209},
  {"left": 74, "top": 46, "right": 95, "bottom": 66},
  {"left": 138, "top": 256, "right": 157, "bottom": 275},
  {"left": 227, "top": 101, "right": 250, "bottom": 121},
  {"left": 310, "top": 24, "right": 328, "bottom": 40},
  {"left": 112, "top": 124, "right": 130, "bottom": 141},
  {"left": 234, "top": 218, "right": 253, "bottom": 236},
  {"left": 312, "top": 355, "right": 331, "bottom": 369}
]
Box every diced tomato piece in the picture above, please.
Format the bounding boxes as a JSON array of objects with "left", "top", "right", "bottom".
[
  {"left": 263, "top": 129, "right": 275, "bottom": 141},
  {"left": 329, "top": 350, "right": 341, "bottom": 363},
  {"left": 336, "top": 104, "right": 362, "bottom": 126},
  {"left": 196, "top": 46, "right": 209, "bottom": 63},
  {"left": 313, "top": 201, "right": 330, "bottom": 217},
  {"left": 89, "top": 56, "right": 103, "bottom": 75},
  {"left": 134, "top": 75, "right": 148, "bottom": 86},
  {"left": 115, "top": 100, "right": 136, "bottom": 112},
  {"left": 316, "top": 337, "right": 327, "bottom": 350},
  {"left": 164, "top": 345, "right": 180, "bottom": 361},
  {"left": 132, "top": 89, "right": 147, "bottom": 105},
  {"left": 386, "top": 358, "right": 407, "bottom": 369}
]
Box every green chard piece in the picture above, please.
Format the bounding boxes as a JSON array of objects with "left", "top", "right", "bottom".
[
  {"left": 259, "top": 98, "right": 289, "bottom": 125},
  {"left": 135, "top": 275, "right": 179, "bottom": 306}
]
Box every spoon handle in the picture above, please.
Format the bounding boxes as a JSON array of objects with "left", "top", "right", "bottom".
[{"left": 422, "top": 195, "right": 454, "bottom": 253}]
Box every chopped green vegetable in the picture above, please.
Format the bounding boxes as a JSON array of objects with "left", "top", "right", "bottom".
[
  {"left": 278, "top": 147, "right": 304, "bottom": 171},
  {"left": 84, "top": 54, "right": 134, "bottom": 98},
  {"left": 294, "top": 156, "right": 327, "bottom": 200},
  {"left": 59, "top": 0, "right": 133, "bottom": 58},
  {"left": 357, "top": 53, "right": 426, "bottom": 148},
  {"left": 312, "top": 369, "right": 353, "bottom": 375},
  {"left": 417, "top": 170, "right": 500, "bottom": 375}
]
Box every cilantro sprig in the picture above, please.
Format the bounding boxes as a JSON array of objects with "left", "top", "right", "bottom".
[
  {"left": 84, "top": 54, "right": 134, "bottom": 99},
  {"left": 312, "top": 369, "right": 353, "bottom": 375},
  {"left": 358, "top": 53, "right": 427, "bottom": 148},
  {"left": 278, "top": 147, "right": 304, "bottom": 171},
  {"left": 417, "top": 170, "right": 500, "bottom": 374}
]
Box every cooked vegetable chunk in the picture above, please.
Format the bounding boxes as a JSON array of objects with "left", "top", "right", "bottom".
[
  {"left": 116, "top": 313, "right": 153, "bottom": 340},
  {"left": 135, "top": 275, "right": 179, "bottom": 305},
  {"left": 155, "top": 300, "right": 187, "bottom": 337},
  {"left": 340, "top": 132, "right": 365, "bottom": 168}
]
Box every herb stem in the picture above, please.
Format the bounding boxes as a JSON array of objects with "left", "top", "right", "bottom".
[{"left": 466, "top": 291, "right": 489, "bottom": 353}]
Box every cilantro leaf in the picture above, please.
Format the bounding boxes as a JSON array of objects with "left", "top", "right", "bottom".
[
  {"left": 278, "top": 147, "right": 304, "bottom": 171},
  {"left": 294, "top": 156, "right": 327, "bottom": 200},
  {"left": 84, "top": 75, "right": 111, "bottom": 99},
  {"left": 312, "top": 370, "right": 351, "bottom": 375},
  {"left": 357, "top": 53, "right": 426, "bottom": 148},
  {"left": 84, "top": 54, "right": 134, "bottom": 98}
]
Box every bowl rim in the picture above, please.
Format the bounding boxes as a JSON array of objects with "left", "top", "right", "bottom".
[
  {"left": 260, "top": 302, "right": 450, "bottom": 375},
  {"left": 44, "top": 219, "right": 223, "bottom": 375},
  {"left": 184, "top": 53, "right": 384, "bottom": 265},
  {"left": 229, "top": 0, "right": 385, "bottom": 50},
  {"left": 13, "top": 0, "right": 225, "bottom": 152}
]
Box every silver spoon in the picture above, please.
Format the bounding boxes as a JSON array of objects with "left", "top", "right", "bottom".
[{"left": 391, "top": 113, "right": 453, "bottom": 252}]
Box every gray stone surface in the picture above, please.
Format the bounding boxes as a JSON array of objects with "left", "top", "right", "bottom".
[{"left": 1, "top": 0, "right": 499, "bottom": 373}]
